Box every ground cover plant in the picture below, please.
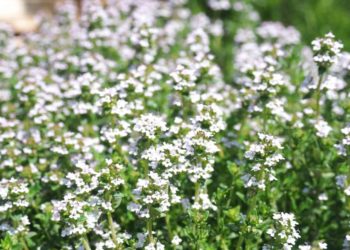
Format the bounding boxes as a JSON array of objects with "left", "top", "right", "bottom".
[{"left": 0, "top": 0, "right": 350, "bottom": 249}]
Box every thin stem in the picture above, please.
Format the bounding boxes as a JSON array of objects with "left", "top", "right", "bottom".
[
  {"left": 236, "top": 193, "right": 258, "bottom": 249},
  {"left": 147, "top": 214, "right": 154, "bottom": 243},
  {"left": 193, "top": 181, "right": 204, "bottom": 250},
  {"left": 20, "top": 237, "right": 29, "bottom": 250},
  {"left": 141, "top": 158, "right": 155, "bottom": 244},
  {"left": 235, "top": 234, "right": 244, "bottom": 250},
  {"left": 226, "top": 186, "right": 234, "bottom": 207},
  {"left": 246, "top": 199, "right": 257, "bottom": 249},
  {"left": 239, "top": 116, "right": 247, "bottom": 137},
  {"left": 82, "top": 234, "right": 92, "bottom": 250},
  {"left": 263, "top": 108, "right": 268, "bottom": 131},
  {"left": 315, "top": 73, "right": 325, "bottom": 118},
  {"left": 194, "top": 182, "right": 200, "bottom": 203},
  {"left": 166, "top": 213, "right": 173, "bottom": 240},
  {"left": 247, "top": 194, "right": 257, "bottom": 223},
  {"left": 107, "top": 211, "right": 120, "bottom": 249},
  {"left": 32, "top": 204, "right": 52, "bottom": 240}
]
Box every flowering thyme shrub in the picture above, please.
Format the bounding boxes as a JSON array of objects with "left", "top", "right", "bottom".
[{"left": 0, "top": 0, "right": 350, "bottom": 249}]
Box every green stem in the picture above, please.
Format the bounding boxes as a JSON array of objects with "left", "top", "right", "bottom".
[
  {"left": 263, "top": 106, "right": 268, "bottom": 132},
  {"left": 82, "top": 234, "right": 92, "bottom": 250},
  {"left": 20, "top": 237, "right": 29, "bottom": 250},
  {"left": 236, "top": 193, "right": 258, "bottom": 249},
  {"left": 226, "top": 186, "right": 234, "bottom": 207},
  {"left": 193, "top": 181, "right": 205, "bottom": 250},
  {"left": 33, "top": 204, "right": 51, "bottom": 240},
  {"left": 107, "top": 211, "right": 120, "bottom": 249},
  {"left": 240, "top": 116, "right": 246, "bottom": 132},
  {"left": 195, "top": 182, "right": 200, "bottom": 203},
  {"left": 142, "top": 158, "right": 155, "bottom": 244},
  {"left": 246, "top": 194, "right": 258, "bottom": 248},
  {"left": 147, "top": 214, "right": 154, "bottom": 244},
  {"left": 166, "top": 213, "right": 173, "bottom": 240},
  {"left": 235, "top": 234, "right": 244, "bottom": 250},
  {"left": 247, "top": 194, "right": 257, "bottom": 223},
  {"left": 315, "top": 73, "right": 325, "bottom": 118},
  {"left": 114, "top": 143, "right": 131, "bottom": 168}
]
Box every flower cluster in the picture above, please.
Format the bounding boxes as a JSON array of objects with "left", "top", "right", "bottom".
[
  {"left": 0, "top": 178, "right": 30, "bottom": 236},
  {"left": 312, "top": 32, "right": 343, "bottom": 71},
  {"left": 243, "top": 133, "right": 284, "bottom": 190},
  {"left": 266, "top": 212, "right": 300, "bottom": 250},
  {"left": 314, "top": 119, "right": 332, "bottom": 138},
  {"left": 335, "top": 125, "right": 350, "bottom": 156}
]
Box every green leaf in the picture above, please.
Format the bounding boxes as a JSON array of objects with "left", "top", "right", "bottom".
[{"left": 225, "top": 206, "right": 241, "bottom": 222}]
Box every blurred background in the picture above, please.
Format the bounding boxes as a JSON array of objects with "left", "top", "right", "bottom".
[
  {"left": 253, "top": 0, "right": 350, "bottom": 50},
  {"left": 0, "top": 0, "right": 54, "bottom": 33},
  {"left": 0, "top": 0, "right": 349, "bottom": 49}
]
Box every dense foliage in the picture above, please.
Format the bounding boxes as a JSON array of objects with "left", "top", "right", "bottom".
[{"left": 0, "top": 0, "right": 350, "bottom": 249}]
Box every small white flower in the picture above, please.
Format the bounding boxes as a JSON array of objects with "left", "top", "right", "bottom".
[
  {"left": 171, "top": 235, "right": 182, "bottom": 245},
  {"left": 134, "top": 114, "right": 168, "bottom": 140},
  {"left": 319, "top": 241, "right": 327, "bottom": 249},
  {"left": 318, "top": 193, "right": 328, "bottom": 201},
  {"left": 315, "top": 120, "right": 332, "bottom": 138}
]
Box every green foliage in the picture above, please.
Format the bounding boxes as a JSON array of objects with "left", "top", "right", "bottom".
[{"left": 253, "top": 0, "right": 350, "bottom": 50}]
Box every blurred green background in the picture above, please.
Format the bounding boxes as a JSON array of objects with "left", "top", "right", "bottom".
[
  {"left": 188, "top": 0, "right": 350, "bottom": 82},
  {"left": 191, "top": 0, "right": 350, "bottom": 49},
  {"left": 254, "top": 0, "right": 350, "bottom": 49}
]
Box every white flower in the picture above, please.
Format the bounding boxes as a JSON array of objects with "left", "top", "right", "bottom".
[
  {"left": 298, "top": 245, "right": 311, "bottom": 250},
  {"left": 312, "top": 32, "right": 343, "bottom": 69},
  {"left": 344, "top": 186, "right": 350, "bottom": 196},
  {"left": 0, "top": 186, "right": 8, "bottom": 199},
  {"left": 208, "top": 0, "right": 231, "bottom": 11},
  {"left": 134, "top": 114, "right": 168, "bottom": 139},
  {"left": 319, "top": 241, "right": 327, "bottom": 249},
  {"left": 269, "top": 212, "right": 300, "bottom": 248},
  {"left": 318, "top": 193, "right": 328, "bottom": 201},
  {"left": 145, "top": 242, "right": 165, "bottom": 250},
  {"left": 267, "top": 228, "right": 276, "bottom": 237},
  {"left": 315, "top": 120, "right": 332, "bottom": 138},
  {"left": 171, "top": 235, "right": 182, "bottom": 245}
]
